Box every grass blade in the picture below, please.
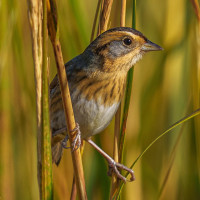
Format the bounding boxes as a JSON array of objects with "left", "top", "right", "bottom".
[{"left": 158, "top": 125, "right": 184, "bottom": 199}]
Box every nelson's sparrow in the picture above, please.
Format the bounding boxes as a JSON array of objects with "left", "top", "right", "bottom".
[{"left": 50, "top": 27, "right": 162, "bottom": 181}]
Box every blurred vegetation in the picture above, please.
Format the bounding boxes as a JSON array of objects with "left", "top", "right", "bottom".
[{"left": 0, "top": 0, "right": 200, "bottom": 199}]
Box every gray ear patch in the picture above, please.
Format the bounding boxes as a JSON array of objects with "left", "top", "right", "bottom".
[{"left": 108, "top": 40, "right": 132, "bottom": 57}]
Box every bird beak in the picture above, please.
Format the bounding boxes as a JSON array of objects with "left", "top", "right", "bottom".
[{"left": 141, "top": 40, "right": 163, "bottom": 52}]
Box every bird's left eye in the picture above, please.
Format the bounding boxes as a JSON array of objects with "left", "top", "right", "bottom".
[{"left": 123, "top": 38, "right": 132, "bottom": 45}]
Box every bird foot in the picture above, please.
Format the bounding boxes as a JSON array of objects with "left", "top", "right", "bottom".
[
  {"left": 70, "top": 123, "right": 81, "bottom": 151},
  {"left": 86, "top": 139, "right": 135, "bottom": 182},
  {"left": 107, "top": 159, "right": 135, "bottom": 182},
  {"left": 62, "top": 123, "right": 81, "bottom": 151},
  {"left": 62, "top": 134, "right": 70, "bottom": 149}
]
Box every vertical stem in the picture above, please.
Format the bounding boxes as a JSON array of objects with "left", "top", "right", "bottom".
[
  {"left": 27, "top": 0, "right": 43, "bottom": 197},
  {"left": 98, "top": 0, "right": 113, "bottom": 34},
  {"left": 41, "top": 0, "right": 53, "bottom": 199},
  {"left": 70, "top": 176, "right": 77, "bottom": 200},
  {"left": 132, "top": 0, "right": 136, "bottom": 29},
  {"left": 52, "top": 41, "right": 87, "bottom": 200},
  {"left": 120, "top": 0, "right": 126, "bottom": 27},
  {"left": 46, "top": 0, "right": 88, "bottom": 198}
]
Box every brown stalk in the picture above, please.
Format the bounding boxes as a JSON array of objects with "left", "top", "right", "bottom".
[
  {"left": 27, "top": 0, "right": 43, "bottom": 196},
  {"left": 47, "top": 0, "right": 87, "bottom": 199},
  {"left": 70, "top": 176, "right": 77, "bottom": 200},
  {"left": 120, "top": 0, "right": 126, "bottom": 27},
  {"left": 70, "top": 136, "right": 86, "bottom": 199},
  {"left": 110, "top": 0, "right": 126, "bottom": 198},
  {"left": 98, "top": 0, "right": 113, "bottom": 35}
]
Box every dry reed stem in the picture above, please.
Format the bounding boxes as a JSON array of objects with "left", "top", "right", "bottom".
[
  {"left": 110, "top": 0, "right": 126, "bottom": 198},
  {"left": 47, "top": 0, "right": 87, "bottom": 199},
  {"left": 70, "top": 139, "right": 85, "bottom": 199},
  {"left": 70, "top": 176, "right": 77, "bottom": 200},
  {"left": 27, "top": 0, "right": 43, "bottom": 197},
  {"left": 52, "top": 40, "right": 87, "bottom": 200},
  {"left": 98, "top": 0, "right": 113, "bottom": 34},
  {"left": 120, "top": 0, "right": 126, "bottom": 27}
]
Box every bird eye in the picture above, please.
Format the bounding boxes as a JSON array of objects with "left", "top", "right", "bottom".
[{"left": 123, "top": 38, "right": 132, "bottom": 45}]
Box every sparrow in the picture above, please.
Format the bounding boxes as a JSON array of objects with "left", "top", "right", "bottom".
[{"left": 50, "top": 27, "right": 163, "bottom": 181}]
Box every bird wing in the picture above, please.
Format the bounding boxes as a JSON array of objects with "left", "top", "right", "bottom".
[{"left": 50, "top": 74, "right": 59, "bottom": 91}]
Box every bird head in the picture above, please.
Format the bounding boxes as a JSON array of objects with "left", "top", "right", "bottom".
[{"left": 86, "top": 27, "right": 163, "bottom": 74}]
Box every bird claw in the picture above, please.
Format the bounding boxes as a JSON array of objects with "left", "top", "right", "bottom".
[
  {"left": 62, "top": 134, "right": 70, "bottom": 149},
  {"left": 62, "top": 123, "right": 81, "bottom": 151},
  {"left": 107, "top": 159, "right": 135, "bottom": 182},
  {"left": 71, "top": 123, "right": 81, "bottom": 151}
]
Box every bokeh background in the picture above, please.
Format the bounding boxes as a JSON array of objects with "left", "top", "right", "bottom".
[{"left": 0, "top": 0, "right": 200, "bottom": 199}]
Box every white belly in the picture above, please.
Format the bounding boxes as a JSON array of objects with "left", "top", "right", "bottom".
[{"left": 71, "top": 92, "right": 120, "bottom": 139}]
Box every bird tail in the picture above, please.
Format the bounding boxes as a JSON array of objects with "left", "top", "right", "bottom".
[
  {"left": 52, "top": 142, "right": 63, "bottom": 165},
  {"left": 51, "top": 130, "right": 66, "bottom": 165}
]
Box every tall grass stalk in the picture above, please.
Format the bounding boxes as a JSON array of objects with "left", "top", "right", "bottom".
[
  {"left": 41, "top": 0, "right": 53, "bottom": 198},
  {"left": 47, "top": 0, "right": 87, "bottom": 199},
  {"left": 28, "top": 0, "right": 49, "bottom": 198},
  {"left": 98, "top": 0, "right": 114, "bottom": 35}
]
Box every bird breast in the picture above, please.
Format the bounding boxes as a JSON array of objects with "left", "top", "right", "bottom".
[
  {"left": 68, "top": 72, "right": 126, "bottom": 138},
  {"left": 50, "top": 70, "right": 126, "bottom": 139}
]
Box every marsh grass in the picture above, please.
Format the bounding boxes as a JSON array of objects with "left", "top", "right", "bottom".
[{"left": 0, "top": 0, "right": 200, "bottom": 199}]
